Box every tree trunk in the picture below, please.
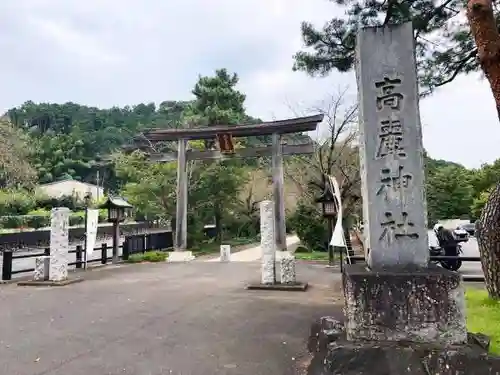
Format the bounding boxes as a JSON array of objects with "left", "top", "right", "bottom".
[
  {"left": 476, "top": 183, "right": 500, "bottom": 297},
  {"left": 467, "top": 0, "right": 500, "bottom": 298}
]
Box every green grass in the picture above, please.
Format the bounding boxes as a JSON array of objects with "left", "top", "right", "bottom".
[
  {"left": 466, "top": 288, "right": 500, "bottom": 354},
  {"left": 126, "top": 251, "right": 168, "bottom": 263},
  {"left": 294, "top": 251, "right": 330, "bottom": 261}
]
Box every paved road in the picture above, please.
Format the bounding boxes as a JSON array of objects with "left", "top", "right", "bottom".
[
  {"left": 0, "top": 262, "right": 343, "bottom": 375},
  {"left": 206, "top": 236, "right": 300, "bottom": 262}
]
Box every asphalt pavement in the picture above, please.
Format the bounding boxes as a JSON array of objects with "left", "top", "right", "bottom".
[{"left": 0, "top": 261, "right": 343, "bottom": 375}]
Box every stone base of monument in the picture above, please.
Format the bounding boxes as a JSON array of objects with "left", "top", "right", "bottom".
[
  {"left": 33, "top": 255, "right": 50, "bottom": 281},
  {"left": 247, "top": 254, "right": 308, "bottom": 291},
  {"left": 304, "top": 316, "right": 498, "bottom": 374},
  {"left": 17, "top": 277, "right": 84, "bottom": 287},
  {"left": 167, "top": 251, "right": 195, "bottom": 262},
  {"left": 343, "top": 264, "right": 467, "bottom": 344},
  {"left": 246, "top": 281, "right": 308, "bottom": 291}
]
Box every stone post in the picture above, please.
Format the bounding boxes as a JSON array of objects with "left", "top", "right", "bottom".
[
  {"left": 280, "top": 252, "right": 296, "bottom": 284},
  {"left": 342, "top": 21, "right": 467, "bottom": 345},
  {"left": 220, "top": 245, "right": 231, "bottom": 262},
  {"left": 49, "top": 207, "right": 69, "bottom": 282},
  {"left": 260, "top": 200, "right": 276, "bottom": 284},
  {"left": 33, "top": 256, "right": 50, "bottom": 281}
]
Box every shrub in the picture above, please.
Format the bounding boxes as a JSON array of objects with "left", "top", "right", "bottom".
[
  {"left": 224, "top": 216, "right": 259, "bottom": 238},
  {"left": 98, "top": 209, "right": 108, "bottom": 222},
  {"left": 26, "top": 209, "right": 51, "bottom": 229},
  {"left": 295, "top": 245, "right": 310, "bottom": 253},
  {"left": 35, "top": 193, "right": 87, "bottom": 211},
  {"left": 289, "top": 201, "right": 328, "bottom": 252},
  {"left": 126, "top": 251, "right": 168, "bottom": 263},
  {"left": 0, "top": 190, "right": 37, "bottom": 216},
  {"left": 69, "top": 211, "right": 85, "bottom": 226},
  {"left": 0, "top": 215, "right": 25, "bottom": 229},
  {"left": 143, "top": 251, "right": 168, "bottom": 262}
]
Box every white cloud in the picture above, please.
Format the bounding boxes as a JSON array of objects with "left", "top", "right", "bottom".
[{"left": 0, "top": 0, "right": 498, "bottom": 168}]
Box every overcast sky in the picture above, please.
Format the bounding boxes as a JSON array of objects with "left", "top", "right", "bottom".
[{"left": 1, "top": 0, "right": 498, "bottom": 169}]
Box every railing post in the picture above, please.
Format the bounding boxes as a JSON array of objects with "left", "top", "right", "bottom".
[
  {"left": 2, "top": 251, "right": 13, "bottom": 281},
  {"left": 122, "top": 238, "right": 129, "bottom": 261},
  {"left": 101, "top": 243, "right": 107, "bottom": 264},
  {"left": 76, "top": 245, "right": 83, "bottom": 269}
]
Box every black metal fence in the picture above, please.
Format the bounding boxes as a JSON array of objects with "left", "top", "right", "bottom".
[
  {"left": 1, "top": 230, "right": 173, "bottom": 281},
  {"left": 341, "top": 254, "right": 484, "bottom": 282},
  {"left": 122, "top": 231, "right": 173, "bottom": 261},
  {"left": 0, "top": 221, "right": 160, "bottom": 252},
  {"left": 1, "top": 243, "right": 121, "bottom": 281}
]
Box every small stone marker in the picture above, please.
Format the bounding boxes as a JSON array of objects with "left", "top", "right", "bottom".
[
  {"left": 280, "top": 252, "right": 296, "bottom": 284},
  {"left": 356, "top": 22, "right": 428, "bottom": 269},
  {"left": 33, "top": 256, "right": 50, "bottom": 281},
  {"left": 260, "top": 200, "right": 276, "bottom": 284},
  {"left": 49, "top": 208, "right": 70, "bottom": 282},
  {"left": 220, "top": 245, "right": 231, "bottom": 262}
]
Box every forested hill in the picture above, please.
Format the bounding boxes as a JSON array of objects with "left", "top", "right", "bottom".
[{"left": 5, "top": 100, "right": 311, "bottom": 189}]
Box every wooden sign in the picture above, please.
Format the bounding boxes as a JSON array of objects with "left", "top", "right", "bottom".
[{"left": 216, "top": 133, "right": 235, "bottom": 154}]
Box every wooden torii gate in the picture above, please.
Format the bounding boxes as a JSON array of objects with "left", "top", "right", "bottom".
[{"left": 136, "top": 114, "right": 324, "bottom": 253}]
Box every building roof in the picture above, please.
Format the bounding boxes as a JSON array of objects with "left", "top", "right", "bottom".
[
  {"left": 99, "top": 196, "right": 133, "bottom": 209},
  {"left": 37, "top": 179, "right": 101, "bottom": 189}
]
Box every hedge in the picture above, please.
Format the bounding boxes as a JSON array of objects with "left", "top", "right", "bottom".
[
  {"left": 0, "top": 190, "right": 92, "bottom": 217},
  {"left": 0, "top": 209, "right": 108, "bottom": 229}
]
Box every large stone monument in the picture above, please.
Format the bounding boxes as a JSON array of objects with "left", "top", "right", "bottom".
[
  {"left": 302, "top": 21, "right": 499, "bottom": 374},
  {"left": 49, "top": 207, "right": 70, "bottom": 282},
  {"left": 343, "top": 21, "right": 466, "bottom": 344}
]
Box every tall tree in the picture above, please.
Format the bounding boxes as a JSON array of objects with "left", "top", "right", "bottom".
[
  {"left": 0, "top": 116, "right": 37, "bottom": 189},
  {"left": 426, "top": 164, "right": 474, "bottom": 224},
  {"left": 184, "top": 69, "right": 248, "bottom": 240},
  {"left": 294, "top": 0, "right": 500, "bottom": 298},
  {"left": 113, "top": 150, "right": 177, "bottom": 220},
  {"left": 286, "top": 90, "right": 361, "bottom": 250},
  {"left": 293, "top": 1, "right": 479, "bottom": 96}
]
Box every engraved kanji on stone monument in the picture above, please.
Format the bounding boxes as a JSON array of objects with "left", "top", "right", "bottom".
[
  {"left": 376, "top": 118, "right": 406, "bottom": 159},
  {"left": 379, "top": 211, "right": 419, "bottom": 244},
  {"left": 376, "top": 162, "right": 413, "bottom": 202},
  {"left": 375, "top": 77, "right": 404, "bottom": 111},
  {"left": 357, "top": 22, "right": 429, "bottom": 268}
]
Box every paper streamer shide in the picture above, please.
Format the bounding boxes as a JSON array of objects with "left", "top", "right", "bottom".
[{"left": 327, "top": 175, "right": 347, "bottom": 248}]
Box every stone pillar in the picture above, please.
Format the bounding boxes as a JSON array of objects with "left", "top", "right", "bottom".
[
  {"left": 280, "top": 252, "right": 296, "bottom": 284},
  {"left": 357, "top": 22, "right": 428, "bottom": 269},
  {"left": 175, "top": 138, "right": 188, "bottom": 251},
  {"left": 260, "top": 200, "right": 276, "bottom": 284},
  {"left": 272, "top": 133, "right": 287, "bottom": 251},
  {"left": 343, "top": 21, "right": 466, "bottom": 344},
  {"left": 49, "top": 207, "right": 69, "bottom": 282},
  {"left": 220, "top": 245, "right": 231, "bottom": 262}
]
